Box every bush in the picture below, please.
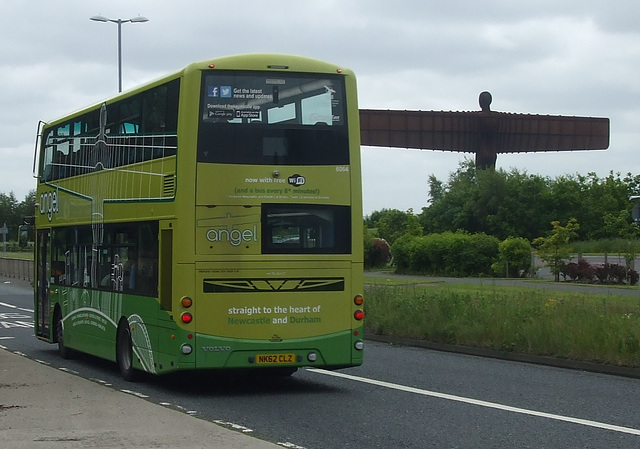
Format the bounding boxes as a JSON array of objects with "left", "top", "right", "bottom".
[
  {"left": 593, "top": 263, "right": 637, "bottom": 285},
  {"left": 365, "top": 238, "right": 391, "bottom": 268},
  {"left": 561, "top": 259, "right": 595, "bottom": 282},
  {"left": 492, "top": 237, "right": 532, "bottom": 278},
  {"left": 560, "top": 260, "right": 638, "bottom": 285},
  {"left": 390, "top": 234, "right": 414, "bottom": 273},
  {"left": 391, "top": 231, "right": 499, "bottom": 277}
]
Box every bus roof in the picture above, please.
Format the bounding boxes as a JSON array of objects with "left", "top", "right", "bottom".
[{"left": 43, "top": 54, "right": 353, "bottom": 127}]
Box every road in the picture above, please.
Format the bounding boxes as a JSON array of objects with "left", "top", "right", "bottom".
[{"left": 2, "top": 279, "right": 640, "bottom": 448}]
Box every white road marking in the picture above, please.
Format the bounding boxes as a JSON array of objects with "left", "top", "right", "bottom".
[
  {"left": 121, "top": 389, "right": 150, "bottom": 398},
  {"left": 277, "top": 442, "right": 308, "bottom": 448},
  {"left": 214, "top": 420, "right": 254, "bottom": 433},
  {"left": 0, "top": 301, "right": 33, "bottom": 313},
  {"left": 308, "top": 368, "right": 640, "bottom": 436},
  {"left": 0, "top": 301, "right": 34, "bottom": 334},
  {"left": 89, "top": 378, "right": 112, "bottom": 387}
]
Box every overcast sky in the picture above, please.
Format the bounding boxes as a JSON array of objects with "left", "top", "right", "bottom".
[{"left": 1, "top": 1, "right": 638, "bottom": 215}]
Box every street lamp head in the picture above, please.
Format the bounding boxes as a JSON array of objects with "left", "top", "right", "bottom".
[
  {"left": 89, "top": 13, "right": 149, "bottom": 92},
  {"left": 90, "top": 15, "right": 109, "bottom": 23},
  {"left": 90, "top": 15, "right": 149, "bottom": 24}
]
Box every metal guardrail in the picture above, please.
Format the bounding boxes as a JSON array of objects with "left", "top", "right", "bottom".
[{"left": 0, "top": 257, "right": 34, "bottom": 282}]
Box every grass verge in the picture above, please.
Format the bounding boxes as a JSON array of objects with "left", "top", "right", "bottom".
[
  {"left": 0, "top": 251, "right": 33, "bottom": 260},
  {"left": 365, "top": 282, "right": 640, "bottom": 368}
]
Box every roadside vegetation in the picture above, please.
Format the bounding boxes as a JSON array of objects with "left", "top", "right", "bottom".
[
  {"left": 0, "top": 190, "right": 35, "bottom": 244},
  {"left": 365, "top": 161, "right": 640, "bottom": 285},
  {"left": 1, "top": 251, "right": 32, "bottom": 259},
  {"left": 362, "top": 161, "right": 640, "bottom": 367},
  {"left": 365, "top": 279, "right": 640, "bottom": 368}
]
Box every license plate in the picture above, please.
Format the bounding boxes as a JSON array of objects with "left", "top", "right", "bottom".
[{"left": 256, "top": 353, "right": 296, "bottom": 365}]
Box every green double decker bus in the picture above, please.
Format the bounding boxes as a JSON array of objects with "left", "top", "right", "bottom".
[{"left": 33, "top": 54, "right": 364, "bottom": 380}]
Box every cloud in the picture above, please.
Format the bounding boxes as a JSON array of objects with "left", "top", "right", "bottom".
[{"left": 1, "top": 1, "right": 638, "bottom": 213}]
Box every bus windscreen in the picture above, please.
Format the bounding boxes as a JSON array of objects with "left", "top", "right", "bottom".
[{"left": 198, "top": 72, "right": 349, "bottom": 165}]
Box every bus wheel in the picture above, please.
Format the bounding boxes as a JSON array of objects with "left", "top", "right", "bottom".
[
  {"left": 116, "top": 320, "right": 139, "bottom": 382},
  {"left": 54, "top": 308, "right": 73, "bottom": 359}
]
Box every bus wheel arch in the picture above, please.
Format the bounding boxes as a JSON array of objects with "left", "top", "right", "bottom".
[
  {"left": 116, "top": 318, "right": 139, "bottom": 382},
  {"left": 53, "top": 306, "right": 73, "bottom": 359}
]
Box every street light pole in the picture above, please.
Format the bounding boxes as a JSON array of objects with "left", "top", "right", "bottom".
[
  {"left": 116, "top": 19, "right": 123, "bottom": 93},
  {"left": 90, "top": 14, "right": 149, "bottom": 92}
]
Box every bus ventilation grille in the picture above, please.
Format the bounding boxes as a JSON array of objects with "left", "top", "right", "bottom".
[{"left": 163, "top": 174, "right": 176, "bottom": 197}]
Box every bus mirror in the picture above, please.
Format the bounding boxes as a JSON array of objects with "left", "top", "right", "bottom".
[{"left": 18, "top": 225, "right": 29, "bottom": 248}]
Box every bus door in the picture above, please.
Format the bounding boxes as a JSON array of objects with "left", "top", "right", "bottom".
[{"left": 35, "top": 229, "right": 50, "bottom": 339}]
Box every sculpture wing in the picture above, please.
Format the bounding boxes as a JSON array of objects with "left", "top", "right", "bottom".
[{"left": 359, "top": 109, "right": 609, "bottom": 154}]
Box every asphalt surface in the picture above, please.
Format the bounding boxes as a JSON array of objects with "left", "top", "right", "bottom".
[
  {"left": 3, "top": 267, "right": 640, "bottom": 448},
  {"left": 0, "top": 278, "right": 281, "bottom": 449},
  {"left": 0, "top": 347, "right": 282, "bottom": 449}
]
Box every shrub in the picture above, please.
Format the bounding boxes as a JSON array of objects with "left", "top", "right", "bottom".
[
  {"left": 492, "top": 237, "right": 532, "bottom": 278},
  {"left": 561, "top": 260, "right": 638, "bottom": 285},
  {"left": 390, "top": 234, "right": 415, "bottom": 273},
  {"left": 391, "top": 231, "right": 499, "bottom": 277},
  {"left": 365, "top": 238, "right": 391, "bottom": 268},
  {"left": 561, "top": 259, "right": 595, "bottom": 282},
  {"left": 594, "top": 263, "right": 635, "bottom": 285}
]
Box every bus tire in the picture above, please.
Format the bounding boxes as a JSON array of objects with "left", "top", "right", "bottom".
[
  {"left": 54, "top": 308, "right": 73, "bottom": 360},
  {"left": 116, "top": 319, "right": 139, "bottom": 382}
]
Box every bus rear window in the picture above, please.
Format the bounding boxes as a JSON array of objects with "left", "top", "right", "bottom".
[
  {"left": 198, "top": 72, "right": 349, "bottom": 165},
  {"left": 262, "top": 204, "right": 351, "bottom": 254}
]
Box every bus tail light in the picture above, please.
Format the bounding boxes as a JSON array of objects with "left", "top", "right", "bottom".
[
  {"left": 354, "top": 310, "right": 364, "bottom": 321},
  {"left": 181, "top": 344, "right": 193, "bottom": 355},
  {"left": 181, "top": 312, "right": 193, "bottom": 324},
  {"left": 354, "top": 340, "right": 364, "bottom": 350},
  {"left": 181, "top": 296, "right": 193, "bottom": 308},
  {"left": 307, "top": 352, "right": 317, "bottom": 362},
  {"left": 354, "top": 295, "right": 364, "bottom": 306}
]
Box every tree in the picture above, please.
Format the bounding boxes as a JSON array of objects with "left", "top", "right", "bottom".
[
  {"left": 372, "top": 208, "right": 422, "bottom": 246},
  {"left": 602, "top": 210, "right": 640, "bottom": 278},
  {"left": 492, "top": 237, "right": 532, "bottom": 278},
  {"left": 0, "top": 192, "right": 19, "bottom": 239},
  {"left": 533, "top": 219, "right": 580, "bottom": 281},
  {"left": 0, "top": 190, "right": 36, "bottom": 244},
  {"left": 419, "top": 160, "right": 555, "bottom": 241},
  {"left": 16, "top": 190, "right": 36, "bottom": 222},
  {"left": 427, "top": 174, "right": 445, "bottom": 205}
]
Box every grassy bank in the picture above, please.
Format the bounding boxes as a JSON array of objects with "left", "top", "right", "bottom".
[
  {"left": 0, "top": 251, "right": 33, "bottom": 260},
  {"left": 365, "top": 281, "right": 640, "bottom": 368}
]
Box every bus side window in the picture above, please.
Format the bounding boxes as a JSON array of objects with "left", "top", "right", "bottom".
[
  {"left": 41, "top": 140, "right": 54, "bottom": 181},
  {"left": 51, "top": 261, "right": 65, "bottom": 285},
  {"left": 137, "top": 250, "right": 157, "bottom": 296},
  {"left": 51, "top": 228, "right": 67, "bottom": 285},
  {"left": 122, "top": 247, "right": 137, "bottom": 291},
  {"left": 136, "top": 222, "right": 159, "bottom": 297}
]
